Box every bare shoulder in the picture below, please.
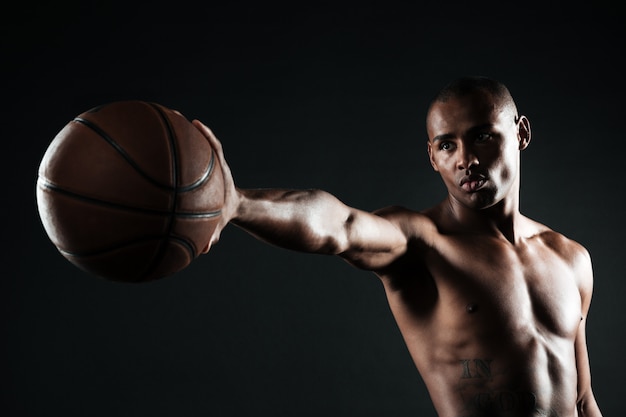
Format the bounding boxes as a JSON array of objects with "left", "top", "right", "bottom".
[
  {"left": 533, "top": 225, "right": 591, "bottom": 266},
  {"left": 528, "top": 218, "right": 594, "bottom": 293},
  {"left": 373, "top": 205, "right": 440, "bottom": 244}
]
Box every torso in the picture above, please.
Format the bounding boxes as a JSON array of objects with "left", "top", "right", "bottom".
[{"left": 376, "top": 209, "right": 587, "bottom": 417}]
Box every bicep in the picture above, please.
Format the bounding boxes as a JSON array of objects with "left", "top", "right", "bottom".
[{"left": 338, "top": 206, "right": 414, "bottom": 271}]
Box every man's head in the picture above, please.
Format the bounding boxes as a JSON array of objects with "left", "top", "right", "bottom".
[{"left": 426, "top": 76, "right": 531, "bottom": 211}]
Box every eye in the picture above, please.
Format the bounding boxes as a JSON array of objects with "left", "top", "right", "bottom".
[
  {"left": 475, "top": 133, "right": 493, "bottom": 143},
  {"left": 439, "top": 141, "right": 454, "bottom": 151}
]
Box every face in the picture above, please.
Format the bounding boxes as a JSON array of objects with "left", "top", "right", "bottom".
[{"left": 426, "top": 92, "right": 530, "bottom": 211}]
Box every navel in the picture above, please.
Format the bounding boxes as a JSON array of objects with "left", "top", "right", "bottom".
[{"left": 466, "top": 303, "right": 479, "bottom": 314}]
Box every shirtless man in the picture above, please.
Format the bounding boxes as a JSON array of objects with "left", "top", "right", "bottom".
[{"left": 192, "top": 76, "right": 602, "bottom": 416}]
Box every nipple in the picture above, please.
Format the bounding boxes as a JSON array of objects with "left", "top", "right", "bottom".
[{"left": 466, "top": 303, "right": 479, "bottom": 314}]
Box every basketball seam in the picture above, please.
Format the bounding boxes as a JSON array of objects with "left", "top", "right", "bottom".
[
  {"left": 179, "top": 150, "right": 216, "bottom": 192},
  {"left": 37, "top": 178, "right": 222, "bottom": 218},
  {"left": 73, "top": 117, "right": 173, "bottom": 191},
  {"left": 57, "top": 235, "right": 196, "bottom": 258},
  {"left": 76, "top": 105, "right": 217, "bottom": 193},
  {"left": 146, "top": 102, "right": 196, "bottom": 282}
]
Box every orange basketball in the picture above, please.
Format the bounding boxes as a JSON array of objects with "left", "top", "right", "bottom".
[{"left": 36, "top": 101, "right": 224, "bottom": 282}]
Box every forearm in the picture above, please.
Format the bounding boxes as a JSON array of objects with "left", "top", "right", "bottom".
[
  {"left": 189, "top": 120, "right": 403, "bottom": 260},
  {"left": 230, "top": 188, "right": 351, "bottom": 254},
  {"left": 578, "top": 393, "right": 602, "bottom": 417}
]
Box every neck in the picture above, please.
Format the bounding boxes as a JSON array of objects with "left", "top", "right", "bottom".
[{"left": 444, "top": 189, "right": 523, "bottom": 244}]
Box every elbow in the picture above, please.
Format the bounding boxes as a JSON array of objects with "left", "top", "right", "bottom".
[
  {"left": 310, "top": 215, "right": 353, "bottom": 255},
  {"left": 316, "top": 225, "right": 351, "bottom": 255},
  {"left": 306, "top": 194, "right": 354, "bottom": 255},
  {"left": 330, "top": 212, "right": 356, "bottom": 254}
]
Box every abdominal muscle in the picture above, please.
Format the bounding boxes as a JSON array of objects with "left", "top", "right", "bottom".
[
  {"left": 381, "top": 278, "right": 580, "bottom": 417},
  {"left": 373, "top": 212, "right": 585, "bottom": 416},
  {"left": 415, "top": 334, "right": 578, "bottom": 417}
]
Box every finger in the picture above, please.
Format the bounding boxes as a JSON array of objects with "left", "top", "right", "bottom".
[
  {"left": 192, "top": 119, "right": 223, "bottom": 152},
  {"left": 191, "top": 119, "right": 214, "bottom": 136}
]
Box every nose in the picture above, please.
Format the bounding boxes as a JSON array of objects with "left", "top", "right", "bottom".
[{"left": 457, "top": 143, "right": 479, "bottom": 171}]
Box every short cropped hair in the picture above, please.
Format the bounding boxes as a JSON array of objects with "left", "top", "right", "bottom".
[{"left": 429, "top": 76, "right": 519, "bottom": 120}]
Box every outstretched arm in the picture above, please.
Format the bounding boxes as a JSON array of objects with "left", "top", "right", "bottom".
[{"left": 192, "top": 120, "right": 408, "bottom": 271}]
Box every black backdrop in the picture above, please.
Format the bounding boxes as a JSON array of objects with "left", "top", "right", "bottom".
[{"left": 3, "top": 1, "right": 623, "bottom": 416}]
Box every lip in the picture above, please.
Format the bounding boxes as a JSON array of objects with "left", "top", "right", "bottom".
[{"left": 460, "top": 174, "right": 486, "bottom": 192}]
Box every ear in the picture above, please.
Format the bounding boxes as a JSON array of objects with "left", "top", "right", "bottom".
[
  {"left": 427, "top": 141, "right": 439, "bottom": 171},
  {"left": 517, "top": 115, "right": 531, "bottom": 150}
]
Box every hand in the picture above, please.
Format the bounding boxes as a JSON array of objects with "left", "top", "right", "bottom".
[{"left": 192, "top": 119, "right": 240, "bottom": 253}]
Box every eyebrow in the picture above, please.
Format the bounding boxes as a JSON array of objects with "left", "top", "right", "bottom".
[
  {"left": 468, "top": 123, "right": 496, "bottom": 134},
  {"left": 431, "top": 123, "right": 495, "bottom": 143},
  {"left": 431, "top": 133, "right": 455, "bottom": 143}
]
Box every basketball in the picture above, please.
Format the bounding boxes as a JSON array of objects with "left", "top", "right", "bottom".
[{"left": 36, "top": 101, "right": 224, "bottom": 282}]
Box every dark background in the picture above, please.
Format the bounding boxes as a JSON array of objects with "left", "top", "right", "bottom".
[{"left": 2, "top": 1, "right": 623, "bottom": 416}]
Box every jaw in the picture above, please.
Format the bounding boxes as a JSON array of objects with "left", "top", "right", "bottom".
[
  {"left": 449, "top": 189, "right": 498, "bottom": 212},
  {"left": 446, "top": 177, "right": 521, "bottom": 218}
]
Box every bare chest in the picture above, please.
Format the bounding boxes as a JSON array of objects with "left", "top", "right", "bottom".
[
  {"left": 379, "top": 231, "right": 585, "bottom": 416},
  {"left": 385, "top": 235, "right": 583, "bottom": 340}
]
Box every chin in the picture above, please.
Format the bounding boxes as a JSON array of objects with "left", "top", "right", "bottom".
[{"left": 459, "top": 191, "right": 498, "bottom": 210}]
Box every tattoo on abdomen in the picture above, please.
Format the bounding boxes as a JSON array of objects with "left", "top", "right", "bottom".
[
  {"left": 458, "top": 359, "right": 537, "bottom": 413},
  {"left": 460, "top": 359, "right": 493, "bottom": 379}
]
